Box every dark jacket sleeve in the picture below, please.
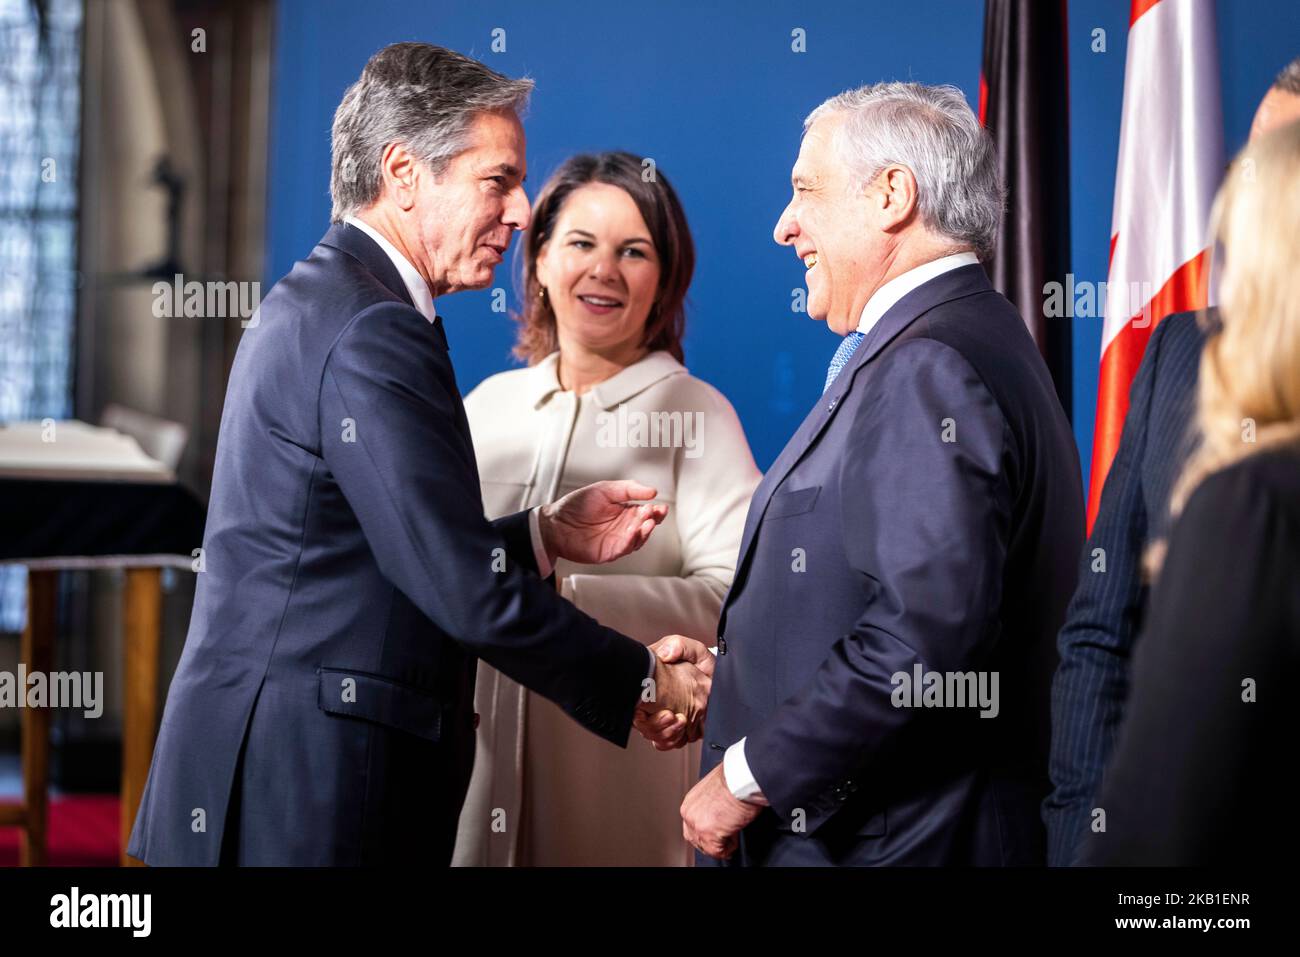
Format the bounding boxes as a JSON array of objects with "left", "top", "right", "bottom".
[
  {"left": 491, "top": 508, "right": 544, "bottom": 578},
  {"left": 1084, "top": 458, "right": 1296, "bottom": 865},
  {"left": 1043, "top": 317, "right": 1172, "bottom": 865},
  {"left": 317, "top": 301, "right": 649, "bottom": 746},
  {"left": 743, "top": 339, "right": 1013, "bottom": 833}
]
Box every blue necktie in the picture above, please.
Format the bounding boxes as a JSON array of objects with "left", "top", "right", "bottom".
[{"left": 823, "top": 331, "right": 865, "bottom": 394}]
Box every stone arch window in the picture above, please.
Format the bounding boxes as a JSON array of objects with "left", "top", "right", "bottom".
[{"left": 0, "top": 0, "right": 82, "bottom": 631}]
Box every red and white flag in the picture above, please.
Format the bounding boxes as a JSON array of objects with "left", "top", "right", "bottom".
[{"left": 1087, "top": 0, "right": 1222, "bottom": 531}]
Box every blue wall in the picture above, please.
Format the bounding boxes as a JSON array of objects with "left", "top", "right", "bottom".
[{"left": 267, "top": 0, "right": 1299, "bottom": 474}]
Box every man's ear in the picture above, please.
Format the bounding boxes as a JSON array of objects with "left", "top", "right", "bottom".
[
  {"left": 380, "top": 142, "right": 420, "bottom": 212},
  {"left": 877, "top": 163, "right": 919, "bottom": 230}
]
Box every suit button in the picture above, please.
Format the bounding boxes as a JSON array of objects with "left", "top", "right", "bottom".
[
  {"left": 717, "top": 636, "right": 727, "bottom": 655},
  {"left": 709, "top": 742, "right": 724, "bottom": 751},
  {"left": 828, "top": 397, "right": 838, "bottom": 411}
]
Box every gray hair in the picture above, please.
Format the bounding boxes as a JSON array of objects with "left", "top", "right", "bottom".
[
  {"left": 1274, "top": 56, "right": 1300, "bottom": 95},
  {"left": 804, "top": 82, "right": 1003, "bottom": 261},
  {"left": 329, "top": 42, "right": 534, "bottom": 222}
]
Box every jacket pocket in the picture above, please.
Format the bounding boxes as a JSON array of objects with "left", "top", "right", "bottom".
[
  {"left": 317, "top": 667, "right": 443, "bottom": 743},
  {"left": 766, "top": 485, "right": 821, "bottom": 519}
]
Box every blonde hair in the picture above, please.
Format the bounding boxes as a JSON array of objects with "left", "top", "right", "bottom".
[{"left": 1170, "top": 119, "right": 1300, "bottom": 524}]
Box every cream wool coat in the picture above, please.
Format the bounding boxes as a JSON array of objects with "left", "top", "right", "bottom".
[{"left": 452, "top": 350, "right": 760, "bottom": 866}]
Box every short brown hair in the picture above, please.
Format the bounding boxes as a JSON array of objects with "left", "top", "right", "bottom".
[{"left": 513, "top": 151, "right": 694, "bottom": 365}]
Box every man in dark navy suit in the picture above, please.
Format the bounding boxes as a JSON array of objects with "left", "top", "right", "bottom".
[
  {"left": 1042, "top": 310, "right": 1207, "bottom": 867},
  {"left": 1044, "top": 57, "right": 1300, "bottom": 866},
  {"left": 128, "top": 43, "right": 711, "bottom": 866},
  {"left": 649, "top": 82, "right": 1084, "bottom": 866}
]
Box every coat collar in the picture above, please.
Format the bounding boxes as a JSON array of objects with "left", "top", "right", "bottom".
[
  {"left": 319, "top": 222, "right": 417, "bottom": 313},
  {"left": 829, "top": 263, "right": 992, "bottom": 404},
  {"left": 521, "top": 350, "right": 687, "bottom": 410}
]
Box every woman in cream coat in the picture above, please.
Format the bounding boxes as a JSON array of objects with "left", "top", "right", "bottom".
[{"left": 453, "top": 152, "right": 760, "bottom": 866}]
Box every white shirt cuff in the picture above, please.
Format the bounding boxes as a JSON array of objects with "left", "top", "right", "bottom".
[
  {"left": 528, "top": 506, "right": 554, "bottom": 578},
  {"left": 723, "top": 737, "right": 767, "bottom": 804},
  {"left": 645, "top": 646, "right": 657, "bottom": 681}
]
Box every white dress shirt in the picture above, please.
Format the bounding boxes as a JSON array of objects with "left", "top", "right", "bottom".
[
  {"left": 342, "top": 216, "right": 656, "bottom": 678},
  {"left": 722, "top": 249, "right": 981, "bottom": 805},
  {"left": 855, "top": 250, "right": 981, "bottom": 337}
]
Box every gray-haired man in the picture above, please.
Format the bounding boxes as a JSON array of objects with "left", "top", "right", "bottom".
[
  {"left": 128, "top": 42, "right": 712, "bottom": 866},
  {"left": 661, "top": 82, "right": 1083, "bottom": 865}
]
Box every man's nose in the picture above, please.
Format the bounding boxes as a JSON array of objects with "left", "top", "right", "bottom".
[
  {"left": 506, "top": 186, "right": 531, "bottom": 231},
  {"left": 774, "top": 202, "right": 798, "bottom": 246}
]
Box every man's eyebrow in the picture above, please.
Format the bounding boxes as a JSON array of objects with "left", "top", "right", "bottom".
[{"left": 485, "top": 163, "right": 523, "bottom": 180}]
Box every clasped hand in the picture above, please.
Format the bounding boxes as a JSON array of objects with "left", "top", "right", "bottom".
[
  {"left": 633, "top": 635, "right": 715, "bottom": 750},
  {"left": 636, "top": 636, "right": 758, "bottom": 861}
]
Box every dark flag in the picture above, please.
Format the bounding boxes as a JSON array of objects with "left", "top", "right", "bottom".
[{"left": 979, "top": 0, "right": 1073, "bottom": 419}]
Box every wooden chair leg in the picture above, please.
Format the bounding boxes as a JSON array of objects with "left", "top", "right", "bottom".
[
  {"left": 19, "top": 569, "right": 56, "bottom": 867},
  {"left": 121, "top": 567, "right": 161, "bottom": 866}
]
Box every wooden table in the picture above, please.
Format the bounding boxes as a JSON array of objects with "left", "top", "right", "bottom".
[
  {"left": 0, "top": 474, "right": 204, "bottom": 866},
  {"left": 1, "top": 566, "right": 163, "bottom": 866}
]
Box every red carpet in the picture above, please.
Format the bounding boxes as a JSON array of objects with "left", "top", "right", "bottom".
[{"left": 0, "top": 795, "right": 120, "bottom": 867}]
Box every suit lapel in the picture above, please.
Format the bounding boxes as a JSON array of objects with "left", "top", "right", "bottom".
[{"left": 722, "top": 265, "right": 993, "bottom": 629}]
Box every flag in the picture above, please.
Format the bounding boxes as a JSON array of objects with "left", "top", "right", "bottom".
[
  {"left": 979, "top": 0, "right": 1073, "bottom": 418},
  {"left": 1086, "top": 0, "right": 1222, "bottom": 531}
]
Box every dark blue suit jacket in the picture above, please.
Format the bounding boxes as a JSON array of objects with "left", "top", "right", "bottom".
[
  {"left": 701, "top": 264, "right": 1084, "bottom": 866},
  {"left": 1044, "top": 310, "right": 1209, "bottom": 866},
  {"left": 128, "top": 224, "right": 650, "bottom": 865}
]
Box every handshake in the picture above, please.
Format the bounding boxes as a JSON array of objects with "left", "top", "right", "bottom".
[
  {"left": 634, "top": 633, "right": 763, "bottom": 861},
  {"left": 632, "top": 634, "right": 715, "bottom": 749}
]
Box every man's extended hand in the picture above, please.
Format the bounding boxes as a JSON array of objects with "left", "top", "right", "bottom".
[
  {"left": 681, "top": 762, "right": 762, "bottom": 860},
  {"left": 539, "top": 480, "right": 668, "bottom": 566},
  {"left": 634, "top": 635, "right": 715, "bottom": 750}
]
